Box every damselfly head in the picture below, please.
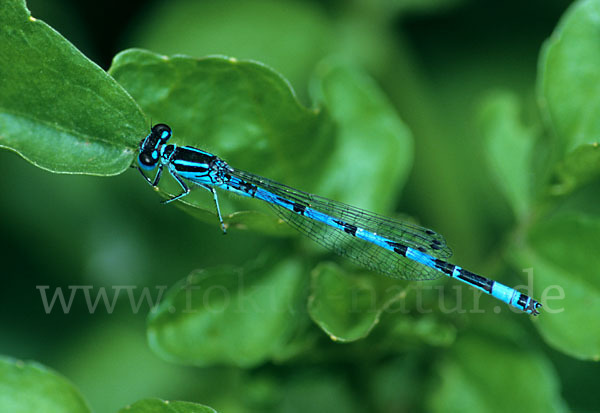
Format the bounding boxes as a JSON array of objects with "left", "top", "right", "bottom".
[
  {"left": 137, "top": 124, "right": 172, "bottom": 170},
  {"left": 152, "top": 123, "right": 172, "bottom": 143}
]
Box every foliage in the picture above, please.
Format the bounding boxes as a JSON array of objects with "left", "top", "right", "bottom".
[{"left": 1, "top": 0, "right": 598, "bottom": 412}]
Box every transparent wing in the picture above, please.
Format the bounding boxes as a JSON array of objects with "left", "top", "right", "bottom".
[{"left": 230, "top": 169, "right": 452, "bottom": 281}]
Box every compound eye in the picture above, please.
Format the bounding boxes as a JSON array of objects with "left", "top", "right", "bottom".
[
  {"left": 138, "top": 151, "right": 158, "bottom": 170},
  {"left": 152, "top": 123, "right": 172, "bottom": 142}
]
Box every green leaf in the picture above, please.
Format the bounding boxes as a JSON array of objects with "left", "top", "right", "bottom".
[
  {"left": 538, "top": 0, "right": 600, "bottom": 154},
  {"left": 125, "top": 0, "right": 333, "bottom": 94},
  {"left": 368, "top": 356, "right": 426, "bottom": 413},
  {"left": 428, "top": 336, "right": 567, "bottom": 413},
  {"left": 480, "top": 91, "right": 537, "bottom": 217},
  {"left": 384, "top": 314, "right": 457, "bottom": 348},
  {"left": 0, "top": 0, "right": 146, "bottom": 174},
  {"left": 275, "top": 371, "right": 361, "bottom": 413},
  {"left": 311, "top": 60, "right": 413, "bottom": 211},
  {"left": 307, "top": 262, "right": 408, "bottom": 342},
  {"left": 0, "top": 356, "right": 91, "bottom": 413},
  {"left": 550, "top": 143, "right": 600, "bottom": 195},
  {"left": 354, "top": 0, "right": 466, "bottom": 15},
  {"left": 514, "top": 209, "right": 600, "bottom": 360},
  {"left": 119, "top": 398, "right": 217, "bottom": 413},
  {"left": 537, "top": 0, "right": 600, "bottom": 194},
  {"left": 147, "top": 259, "right": 308, "bottom": 367}
]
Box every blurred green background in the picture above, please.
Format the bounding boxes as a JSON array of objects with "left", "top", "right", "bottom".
[{"left": 2, "top": 0, "right": 599, "bottom": 412}]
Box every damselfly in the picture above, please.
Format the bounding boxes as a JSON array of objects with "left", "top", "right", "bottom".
[{"left": 137, "top": 124, "right": 542, "bottom": 315}]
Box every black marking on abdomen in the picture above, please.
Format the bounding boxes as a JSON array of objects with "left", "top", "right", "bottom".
[
  {"left": 277, "top": 196, "right": 294, "bottom": 206},
  {"left": 455, "top": 268, "right": 493, "bottom": 293},
  {"left": 386, "top": 241, "right": 408, "bottom": 256},
  {"left": 239, "top": 180, "right": 257, "bottom": 197},
  {"left": 344, "top": 223, "right": 357, "bottom": 236},
  {"left": 433, "top": 259, "right": 455, "bottom": 276},
  {"left": 273, "top": 195, "right": 308, "bottom": 216},
  {"left": 517, "top": 294, "right": 529, "bottom": 308},
  {"left": 293, "top": 203, "right": 306, "bottom": 215},
  {"left": 333, "top": 219, "right": 357, "bottom": 236}
]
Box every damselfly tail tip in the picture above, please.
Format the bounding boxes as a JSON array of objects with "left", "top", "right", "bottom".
[{"left": 530, "top": 300, "right": 542, "bottom": 316}]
